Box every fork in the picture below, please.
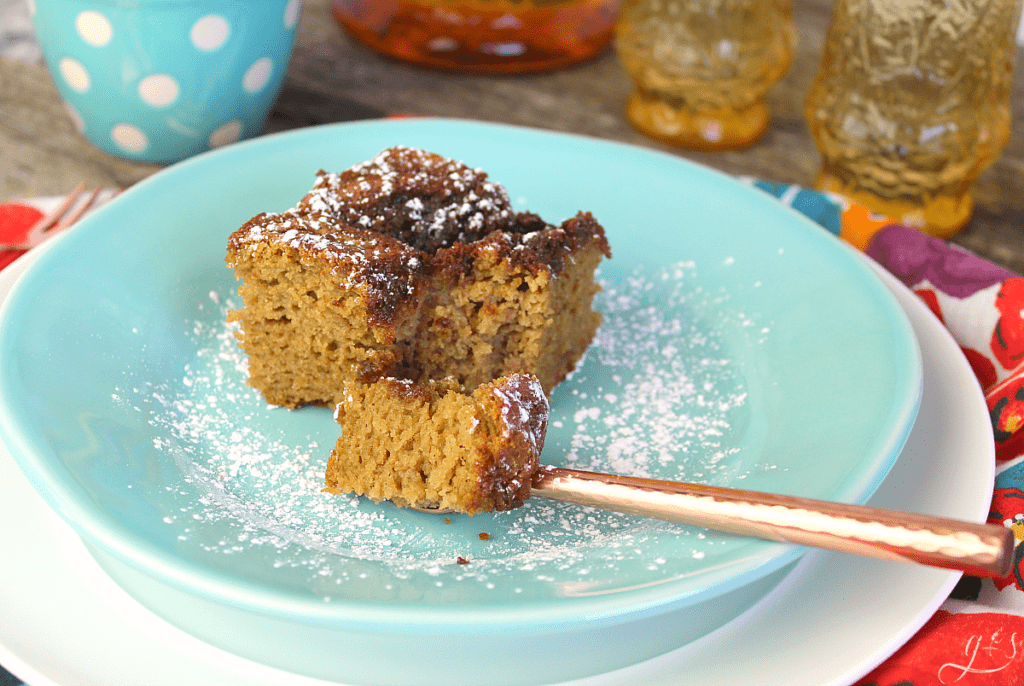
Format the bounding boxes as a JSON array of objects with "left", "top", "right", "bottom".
[{"left": 0, "top": 183, "right": 113, "bottom": 251}]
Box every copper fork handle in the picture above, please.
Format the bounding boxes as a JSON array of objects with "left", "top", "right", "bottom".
[{"left": 532, "top": 466, "right": 1015, "bottom": 578}]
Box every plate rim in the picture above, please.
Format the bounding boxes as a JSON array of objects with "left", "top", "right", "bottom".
[{"left": 0, "top": 118, "right": 924, "bottom": 627}]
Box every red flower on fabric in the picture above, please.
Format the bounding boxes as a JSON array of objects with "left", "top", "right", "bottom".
[
  {"left": 988, "top": 488, "right": 1024, "bottom": 592},
  {"left": 988, "top": 374, "right": 1024, "bottom": 462},
  {"left": 914, "top": 286, "right": 998, "bottom": 388},
  {"left": 0, "top": 202, "right": 44, "bottom": 273},
  {"left": 0, "top": 249, "right": 27, "bottom": 272},
  {"left": 858, "top": 611, "right": 1024, "bottom": 685},
  {"left": 0, "top": 202, "right": 44, "bottom": 246},
  {"left": 914, "top": 287, "right": 944, "bottom": 323},
  {"left": 991, "top": 279, "right": 1024, "bottom": 371},
  {"left": 964, "top": 348, "right": 999, "bottom": 391}
]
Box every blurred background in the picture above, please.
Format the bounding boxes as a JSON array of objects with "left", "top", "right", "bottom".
[{"left": 3, "top": 0, "right": 1024, "bottom": 269}]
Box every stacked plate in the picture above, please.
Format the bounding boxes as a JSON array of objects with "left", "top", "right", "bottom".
[{"left": 0, "top": 120, "right": 991, "bottom": 685}]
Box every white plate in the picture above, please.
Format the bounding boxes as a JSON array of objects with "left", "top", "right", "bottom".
[{"left": 0, "top": 243, "right": 993, "bottom": 686}]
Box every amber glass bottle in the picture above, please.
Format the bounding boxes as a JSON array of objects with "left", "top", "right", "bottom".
[
  {"left": 804, "top": 0, "right": 1022, "bottom": 237},
  {"left": 332, "top": 0, "right": 620, "bottom": 74}
]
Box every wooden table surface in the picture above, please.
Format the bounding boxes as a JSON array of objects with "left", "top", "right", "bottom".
[{"left": 2, "top": 0, "right": 1023, "bottom": 271}]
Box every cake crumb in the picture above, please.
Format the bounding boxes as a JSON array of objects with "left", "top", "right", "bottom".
[
  {"left": 328, "top": 374, "right": 548, "bottom": 514},
  {"left": 479, "top": 532, "right": 490, "bottom": 540}
]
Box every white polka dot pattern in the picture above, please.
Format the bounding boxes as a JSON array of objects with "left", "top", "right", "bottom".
[
  {"left": 190, "top": 14, "right": 230, "bottom": 51},
  {"left": 138, "top": 74, "right": 180, "bottom": 107},
  {"left": 38, "top": 1, "right": 300, "bottom": 162},
  {"left": 284, "top": 0, "right": 301, "bottom": 28},
  {"left": 59, "top": 57, "right": 90, "bottom": 92},
  {"left": 111, "top": 123, "right": 148, "bottom": 153},
  {"left": 75, "top": 11, "right": 112, "bottom": 47},
  {"left": 243, "top": 57, "right": 273, "bottom": 93},
  {"left": 209, "top": 120, "right": 243, "bottom": 148}
]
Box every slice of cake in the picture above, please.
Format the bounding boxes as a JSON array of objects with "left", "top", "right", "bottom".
[
  {"left": 326, "top": 373, "right": 549, "bottom": 514},
  {"left": 225, "top": 146, "right": 610, "bottom": 409}
]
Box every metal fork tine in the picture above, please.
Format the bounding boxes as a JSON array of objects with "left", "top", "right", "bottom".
[
  {"left": 25, "top": 182, "right": 87, "bottom": 240},
  {"left": 0, "top": 183, "right": 111, "bottom": 251},
  {"left": 52, "top": 186, "right": 103, "bottom": 232}
]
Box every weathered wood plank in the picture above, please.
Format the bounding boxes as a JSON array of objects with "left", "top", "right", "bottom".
[{"left": 3, "top": 0, "right": 1022, "bottom": 270}]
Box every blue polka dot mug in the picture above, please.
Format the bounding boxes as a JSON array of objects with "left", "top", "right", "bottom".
[{"left": 29, "top": 0, "right": 302, "bottom": 163}]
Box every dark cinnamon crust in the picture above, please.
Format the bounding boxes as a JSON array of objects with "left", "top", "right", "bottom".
[
  {"left": 432, "top": 211, "right": 611, "bottom": 282},
  {"left": 296, "top": 146, "right": 516, "bottom": 253},
  {"left": 226, "top": 149, "right": 610, "bottom": 343},
  {"left": 225, "top": 146, "right": 610, "bottom": 408},
  {"left": 471, "top": 373, "right": 549, "bottom": 511},
  {"left": 227, "top": 210, "right": 429, "bottom": 333},
  {"left": 227, "top": 211, "right": 610, "bottom": 328}
]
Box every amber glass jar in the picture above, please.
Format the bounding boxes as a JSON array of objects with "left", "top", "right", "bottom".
[
  {"left": 614, "top": 0, "right": 793, "bottom": 151},
  {"left": 332, "top": 0, "right": 620, "bottom": 74}
]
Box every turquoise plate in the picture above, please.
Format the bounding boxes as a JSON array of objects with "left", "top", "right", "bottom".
[{"left": 0, "top": 119, "right": 921, "bottom": 684}]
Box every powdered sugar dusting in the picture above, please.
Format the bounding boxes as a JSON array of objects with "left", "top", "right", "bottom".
[
  {"left": 141, "top": 259, "right": 766, "bottom": 600},
  {"left": 557, "top": 262, "right": 759, "bottom": 483},
  {"left": 491, "top": 373, "right": 548, "bottom": 449},
  {"left": 297, "top": 146, "right": 515, "bottom": 253}
]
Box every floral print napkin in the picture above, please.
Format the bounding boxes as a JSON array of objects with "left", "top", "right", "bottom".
[{"left": 750, "top": 180, "right": 1024, "bottom": 685}]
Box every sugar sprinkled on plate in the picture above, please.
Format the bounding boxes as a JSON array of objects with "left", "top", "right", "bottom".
[{"left": 143, "top": 259, "right": 769, "bottom": 590}]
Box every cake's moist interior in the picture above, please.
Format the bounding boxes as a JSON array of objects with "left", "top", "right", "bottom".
[
  {"left": 226, "top": 146, "right": 610, "bottom": 409},
  {"left": 327, "top": 374, "right": 549, "bottom": 514}
]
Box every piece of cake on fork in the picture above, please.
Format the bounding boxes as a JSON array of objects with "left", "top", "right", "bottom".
[{"left": 326, "top": 373, "right": 549, "bottom": 514}]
